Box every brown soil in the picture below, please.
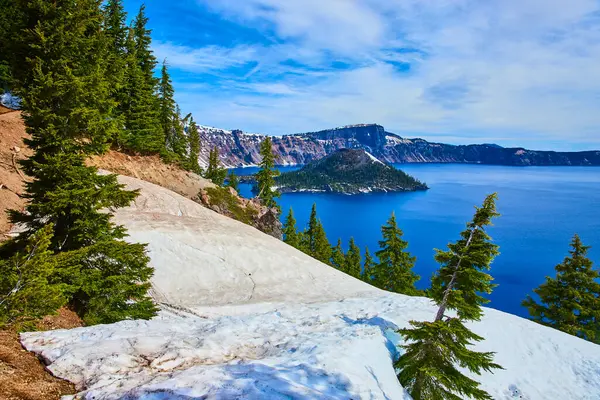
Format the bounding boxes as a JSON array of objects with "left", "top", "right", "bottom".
[{"left": 0, "top": 309, "right": 82, "bottom": 400}]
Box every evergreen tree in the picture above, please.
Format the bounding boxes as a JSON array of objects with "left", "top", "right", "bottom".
[
  {"left": 523, "top": 234, "right": 600, "bottom": 343},
  {"left": 345, "top": 237, "right": 362, "bottom": 278},
  {"left": 0, "top": 225, "right": 68, "bottom": 329},
  {"left": 121, "top": 26, "right": 163, "bottom": 153},
  {"left": 0, "top": 0, "right": 23, "bottom": 91},
  {"left": 171, "top": 105, "right": 189, "bottom": 160},
  {"left": 396, "top": 194, "right": 502, "bottom": 400},
  {"left": 5, "top": 0, "right": 157, "bottom": 324},
  {"left": 102, "top": 0, "right": 128, "bottom": 134},
  {"left": 205, "top": 147, "right": 227, "bottom": 186},
  {"left": 132, "top": 5, "right": 158, "bottom": 86},
  {"left": 362, "top": 246, "right": 375, "bottom": 283},
  {"left": 331, "top": 239, "right": 346, "bottom": 270},
  {"left": 159, "top": 60, "right": 180, "bottom": 156},
  {"left": 373, "top": 213, "right": 419, "bottom": 295},
  {"left": 283, "top": 208, "right": 301, "bottom": 249},
  {"left": 186, "top": 117, "right": 202, "bottom": 174},
  {"left": 255, "top": 137, "right": 281, "bottom": 210},
  {"left": 302, "top": 204, "right": 332, "bottom": 264},
  {"left": 226, "top": 170, "right": 240, "bottom": 193}
]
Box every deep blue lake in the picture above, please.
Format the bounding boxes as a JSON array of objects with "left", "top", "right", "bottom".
[{"left": 231, "top": 164, "right": 600, "bottom": 318}]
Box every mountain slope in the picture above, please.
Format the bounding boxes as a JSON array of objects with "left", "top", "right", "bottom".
[
  {"left": 198, "top": 123, "right": 600, "bottom": 167},
  {"left": 20, "top": 175, "right": 600, "bottom": 400},
  {"left": 276, "top": 148, "right": 428, "bottom": 194}
]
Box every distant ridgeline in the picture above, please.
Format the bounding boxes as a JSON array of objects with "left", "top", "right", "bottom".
[
  {"left": 273, "top": 149, "right": 427, "bottom": 194},
  {"left": 199, "top": 123, "right": 600, "bottom": 167}
]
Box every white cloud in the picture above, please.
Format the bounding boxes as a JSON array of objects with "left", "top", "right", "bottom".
[{"left": 168, "top": 0, "right": 600, "bottom": 150}]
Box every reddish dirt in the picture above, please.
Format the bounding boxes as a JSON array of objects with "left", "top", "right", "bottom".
[{"left": 0, "top": 309, "right": 82, "bottom": 400}]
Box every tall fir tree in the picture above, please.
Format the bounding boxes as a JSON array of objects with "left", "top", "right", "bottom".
[
  {"left": 523, "top": 234, "right": 600, "bottom": 343},
  {"left": 331, "top": 239, "right": 346, "bottom": 270},
  {"left": 3, "top": 0, "right": 157, "bottom": 324},
  {"left": 205, "top": 147, "right": 227, "bottom": 186},
  {"left": 301, "top": 204, "right": 332, "bottom": 264},
  {"left": 0, "top": 0, "right": 23, "bottom": 91},
  {"left": 226, "top": 170, "right": 240, "bottom": 193},
  {"left": 255, "top": 137, "right": 281, "bottom": 210},
  {"left": 396, "top": 194, "right": 502, "bottom": 400},
  {"left": 283, "top": 208, "right": 301, "bottom": 249},
  {"left": 362, "top": 246, "right": 376, "bottom": 283},
  {"left": 102, "top": 0, "right": 128, "bottom": 136},
  {"left": 158, "top": 60, "right": 180, "bottom": 156},
  {"left": 373, "top": 213, "right": 419, "bottom": 295},
  {"left": 186, "top": 117, "right": 202, "bottom": 174},
  {"left": 121, "top": 26, "right": 163, "bottom": 153},
  {"left": 345, "top": 238, "right": 362, "bottom": 279}
]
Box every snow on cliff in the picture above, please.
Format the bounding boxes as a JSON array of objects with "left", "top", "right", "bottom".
[{"left": 20, "top": 176, "right": 600, "bottom": 400}]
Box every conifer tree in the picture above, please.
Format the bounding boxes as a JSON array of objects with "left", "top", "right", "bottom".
[
  {"left": 132, "top": 5, "right": 158, "bottom": 87},
  {"left": 331, "top": 239, "right": 346, "bottom": 270},
  {"left": 205, "top": 147, "right": 227, "bottom": 186},
  {"left": 159, "top": 60, "right": 179, "bottom": 156},
  {"left": 227, "top": 170, "right": 240, "bottom": 193},
  {"left": 373, "top": 213, "right": 419, "bottom": 295},
  {"left": 362, "top": 246, "right": 375, "bottom": 283},
  {"left": 302, "top": 204, "right": 332, "bottom": 264},
  {"left": 255, "top": 137, "right": 281, "bottom": 210},
  {"left": 186, "top": 117, "right": 202, "bottom": 174},
  {"left": 396, "top": 194, "right": 502, "bottom": 400},
  {"left": 523, "top": 234, "right": 600, "bottom": 343},
  {"left": 283, "top": 208, "right": 301, "bottom": 249},
  {"left": 121, "top": 26, "right": 163, "bottom": 153},
  {"left": 345, "top": 238, "right": 362, "bottom": 279},
  {"left": 5, "top": 0, "right": 157, "bottom": 324},
  {"left": 0, "top": 225, "right": 68, "bottom": 328}
]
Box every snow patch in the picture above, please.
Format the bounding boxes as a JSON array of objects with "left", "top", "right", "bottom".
[{"left": 365, "top": 151, "right": 384, "bottom": 165}]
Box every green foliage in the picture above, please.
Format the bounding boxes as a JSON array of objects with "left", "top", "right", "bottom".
[
  {"left": 276, "top": 149, "right": 427, "bottom": 194},
  {"left": 255, "top": 137, "right": 281, "bottom": 210},
  {"left": 205, "top": 147, "right": 227, "bottom": 186},
  {"left": 373, "top": 213, "right": 419, "bottom": 295},
  {"left": 159, "top": 60, "right": 187, "bottom": 160},
  {"left": 5, "top": 0, "right": 157, "bottom": 325},
  {"left": 523, "top": 234, "right": 600, "bottom": 343},
  {"left": 396, "top": 194, "right": 502, "bottom": 400},
  {"left": 226, "top": 170, "right": 240, "bottom": 192},
  {"left": 362, "top": 246, "right": 376, "bottom": 283},
  {"left": 345, "top": 238, "right": 362, "bottom": 278},
  {"left": 430, "top": 193, "right": 500, "bottom": 322},
  {"left": 0, "top": 225, "right": 68, "bottom": 329},
  {"left": 283, "top": 208, "right": 301, "bottom": 249},
  {"left": 331, "top": 239, "right": 346, "bottom": 270},
  {"left": 186, "top": 118, "right": 202, "bottom": 174},
  {"left": 0, "top": 0, "right": 23, "bottom": 91},
  {"left": 396, "top": 318, "right": 502, "bottom": 400},
  {"left": 205, "top": 186, "right": 258, "bottom": 225},
  {"left": 301, "top": 204, "right": 331, "bottom": 264}
]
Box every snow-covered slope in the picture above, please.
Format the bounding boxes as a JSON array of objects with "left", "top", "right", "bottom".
[{"left": 20, "top": 176, "right": 600, "bottom": 400}]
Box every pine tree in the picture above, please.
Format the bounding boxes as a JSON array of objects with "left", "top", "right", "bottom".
[
  {"left": 5, "top": 0, "right": 157, "bottom": 324},
  {"left": 396, "top": 193, "right": 502, "bottom": 400},
  {"left": 121, "top": 26, "right": 163, "bottom": 153},
  {"left": 283, "top": 208, "right": 301, "bottom": 249},
  {"left": 205, "top": 147, "right": 227, "bottom": 186},
  {"left": 302, "top": 204, "right": 332, "bottom": 264},
  {"left": 0, "top": 225, "right": 68, "bottom": 329},
  {"left": 186, "top": 117, "right": 202, "bottom": 174},
  {"left": 132, "top": 5, "right": 158, "bottom": 87},
  {"left": 102, "top": 0, "right": 128, "bottom": 135},
  {"left": 0, "top": 0, "right": 23, "bottom": 91},
  {"left": 226, "top": 170, "right": 240, "bottom": 193},
  {"left": 345, "top": 237, "right": 362, "bottom": 278},
  {"left": 331, "top": 239, "right": 346, "bottom": 270},
  {"left": 523, "top": 234, "right": 600, "bottom": 343},
  {"left": 373, "top": 213, "right": 419, "bottom": 295},
  {"left": 255, "top": 137, "right": 281, "bottom": 210},
  {"left": 159, "top": 60, "right": 179, "bottom": 156},
  {"left": 362, "top": 246, "right": 375, "bottom": 283}
]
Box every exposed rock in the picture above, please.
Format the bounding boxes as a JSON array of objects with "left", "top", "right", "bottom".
[{"left": 198, "top": 123, "right": 600, "bottom": 167}]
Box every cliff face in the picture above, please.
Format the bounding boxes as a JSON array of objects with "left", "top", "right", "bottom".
[{"left": 198, "top": 123, "right": 600, "bottom": 167}]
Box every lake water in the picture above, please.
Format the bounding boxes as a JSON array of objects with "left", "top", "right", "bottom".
[{"left": 231, "top": 164, "right": 600, "bottom": 318}]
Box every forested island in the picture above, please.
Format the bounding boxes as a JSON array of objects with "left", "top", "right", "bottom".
[{"left": 274, "top": 149, "right": 428, "bottom": 194}]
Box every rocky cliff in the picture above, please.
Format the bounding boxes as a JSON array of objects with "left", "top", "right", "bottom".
[{"left": 198, "top": 123, "right": 600, "bottom": 167}]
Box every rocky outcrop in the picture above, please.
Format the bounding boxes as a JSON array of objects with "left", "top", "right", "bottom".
[{"left": 198, "top": 123, "right": 600, "bottom": 167}]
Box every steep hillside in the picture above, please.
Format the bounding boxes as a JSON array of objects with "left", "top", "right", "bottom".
[
  {"left": 19, "top": 174, "right": 600, "bottom": 400},
  {"left": 199, "top": 123, "right": 600, "bottom": 167},
  {"left": 276, "top": 148, "right": 428, "bottom": 194}
]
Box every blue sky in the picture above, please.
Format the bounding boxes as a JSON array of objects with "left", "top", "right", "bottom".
[{"left": 123, "top": 0, "right": 600, "bottom": 150}]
